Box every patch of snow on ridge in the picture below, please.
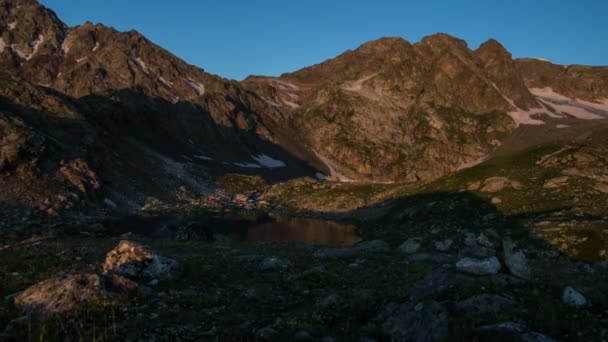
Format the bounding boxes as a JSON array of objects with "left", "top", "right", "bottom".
[
  {"left": 76, "top": 56, "right": 87, "bottom": 63},
  {"left": 313, "top": 150, "right": 353, "bottom": 183},
  {"left": 130, "top": 55, "right": 150, "bottom": 75},
  {"left": 92, "top": 41, "right": 100, "bottom": 52},
  {"left": 507, "top": 107, "right": 546, "bottom": 126},
  {"left": 61, "top": 36, "right": 71, "bottom": 54},
  {"left": 182, "top": 77, "right": 205, "bottom": 96},
  {"left": 193, "top": 155, "right": 212, "bottom": 161},
  {"left": 233, "top": 154, "right": 287, "bottom": 169},
  {"left": 8, "top": 21, "right": 17, "bottom": 30},
  {"left": 234, "top": 162, "right": 262, "bottom": 169},
  {"left": 530, "top": 87, "right": 608, "bottom": 120},
  {"left": 316, "top": 173, "right": 328, "bottom": 181},
  {"left": 487, "top": 80, "right": 547, "bottom": 126},
  {"left": 13, "top": 34, "right": 45, "bottom": 61},
  {"left": 253, "top": 154, "right": 286, "bottom": 168},
  {"left": 272, "top": 79, "right": 299, "bottom": 91},
  {"left": 158, "top": 77, "right": 173, "bottom": 88}
]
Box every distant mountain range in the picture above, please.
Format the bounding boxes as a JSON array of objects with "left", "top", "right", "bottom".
[{"left": 1, "top": 0, "right": 607, "bottom": 214}]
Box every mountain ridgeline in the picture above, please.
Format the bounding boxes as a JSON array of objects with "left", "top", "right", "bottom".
[{"left": 1, "top": 0, "right": 607, "bottom": 213}]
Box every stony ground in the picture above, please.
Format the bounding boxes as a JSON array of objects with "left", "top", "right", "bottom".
[{"left": 1, "top": 133, "right": 608, "bottom": 341}]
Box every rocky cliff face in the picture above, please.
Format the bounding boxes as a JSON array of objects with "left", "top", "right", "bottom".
[
  {"left": 1, "top": 0, "right": 607, "bottom": 214},
  {"left": 515, "top": 58, "right": 608, "bottom": 101},
  {"left": 244, "top": 35, "right": 543, "bottom": 182},
  {"left": 0, "top": 0, "right": 315, "bottom": 214}
]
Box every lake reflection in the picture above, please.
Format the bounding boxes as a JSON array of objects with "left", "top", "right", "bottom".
[{"left": 220, "top": 216, "right": 361, "bottom": 246}]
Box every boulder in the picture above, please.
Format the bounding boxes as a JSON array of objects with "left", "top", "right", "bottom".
[
  {"left": 562, "top": 286, "right": 587, "bottom": 307},
  {"left": 502, "top": 238, "right": 531, "bottom": 279},
  {"left": 259, "top": 256, "right": 290, "bottom": 271},
  {"left": 456, "top": 257, "right": 502, "bottom": 275},
  {"left": 13, "top": 273, "right": 138, "bottom": 316},
  {"left": 397, "top": 238, "right": 422, "bottom": 254},
  {"left": 481, "top": 177, "right": 510, "bottom": 192},
  {"left": 14, "top": 274, "right": 105, "bottom": 315},
  {"left": 102, "top": 240, "right": 182, "bottom": 280}
]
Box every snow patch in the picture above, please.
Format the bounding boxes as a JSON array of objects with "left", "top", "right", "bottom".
[
  {"left": 130, "top": 55, "right": 150, "bottom": 75},
  {"left": 61, "top": 36, "right": 71, "bottom": 54},
  {"left": 76, "top": 56, "right": 87, "bottom": 63},
  {"left": 343, "top": 74, "right": 376, "bottom": 93},
  {"left": 234, "top": 162, "right": 262, "bottom": 169},
  {"left": 92, "top": 41, "right": 100, "bottom": 52},
  {"left": 507, "top": 107, "right": 546, "bottom": 125},
  {"left": 272, "top": 79, "right": 299, "bottom": 91},
  {"left": 556, "top": 124, "right": 569, "bottom": 129},
  {"left": 313, "top": 150, "right": 353, "bottom": 183},
  {"left": 283, "top": 100, "right": 300, "bottom": 109},
  {"left": 193, "top": 155, "right": 213, "bottom": 161},
  {"left": 530, "top": 87, "right": 608, "bottom": 120},
  {"left": 253, "top": 154, "right": 286, "bottom": 168},
  {"left": 158, "top": 76, "right": 173, "bottom": 88},
  {"left": 531, "top": 57, "right": 550, "bottom": 62},
  {"left": 263, "top": 98, "right": 282, "bottom": 107},
  {"left": 8, "top": 21, "right": 17, "bottom": 30},
  {"left": 182, "top": 77, "right": 205, "bottom": 96},
  {"left": 13, "top": 34, "right": 44, "bottom": 61},
  {"left": 233, "top": 154, "right": 287, "bottom": 169}
]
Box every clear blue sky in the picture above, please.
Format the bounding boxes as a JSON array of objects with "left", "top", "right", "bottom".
[{"left": 40, "top": 0, "right": 607, "bottom": 81}]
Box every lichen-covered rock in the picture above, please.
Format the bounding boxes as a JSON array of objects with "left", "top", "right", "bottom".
[
  {"left": 14, "top": 274, "right": 105, "bottom": 315},
  {"left": 103, "top": 240, "right": 182, "bottom": 280}
]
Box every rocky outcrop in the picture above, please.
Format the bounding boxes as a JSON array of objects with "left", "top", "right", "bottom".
[
  {"left": 13, "top": 273, "right": 138, "bottom": 315},
  {"left": 102, "top": 240, "right": 182, "bottom": 280}
]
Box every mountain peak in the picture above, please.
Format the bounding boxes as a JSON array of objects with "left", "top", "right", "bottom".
[{"left": 419, "top": 32, "right": 469, "bottom": 49}]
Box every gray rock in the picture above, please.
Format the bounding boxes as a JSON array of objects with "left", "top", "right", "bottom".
[
  {"left": 398, "top": 238, "right": 422, "bottom": 254},
  {"left": 259, "top": 256, "right": 290, "bottom": 271},
  {"left": 368, "top": 301, "right": 449, "bottom": 342},
  {"left": 102, "top": 240, "right": 182, "bottom": 280},
  {"left": 522, "top": 332, "right": 557, "bottom": 342},
  {"left": 434, "top": 239, "right": 453, "bottom": 251},
  {"left": 463, "top": 232, "right": 477, "bottom": 247},
  {"left": 503, "top": 238, "right": 531, "bottom": 279},
  {"left": 460, "top": 245, "right": 496, "bottom": 258},
  {"left": 455, "top": 294, "right": 517, "bottom": 322},
  {"left": 562, "top": 286, "right": 587, "bottom": 307},
  {"left": 477, "top": 233, "right": 495, "bottom": 248},
  {"left": 456, "top": 257, "right": 501, "bottom": 275}
]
